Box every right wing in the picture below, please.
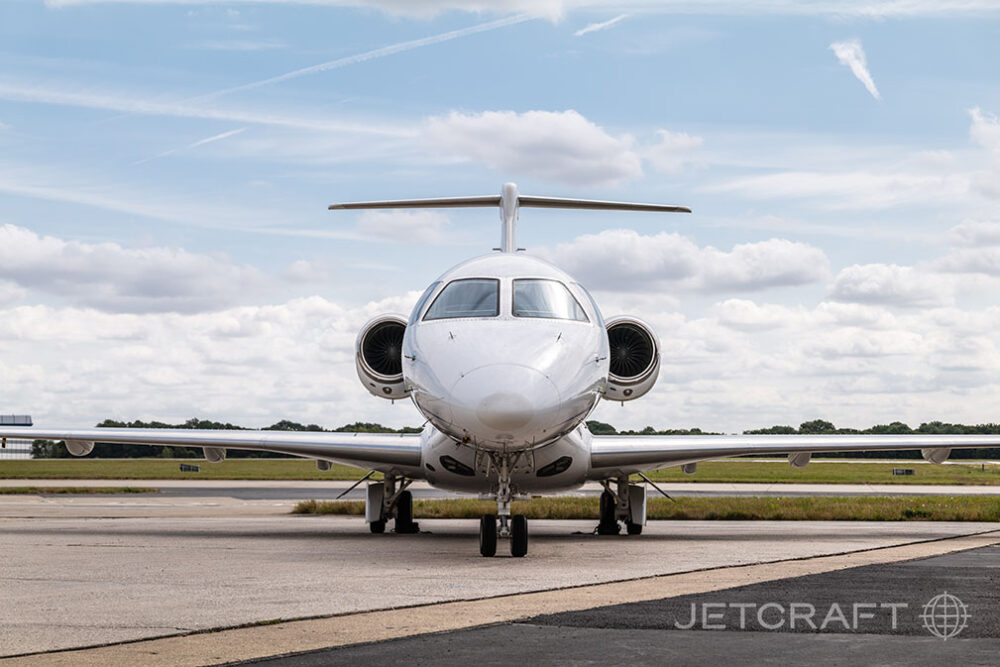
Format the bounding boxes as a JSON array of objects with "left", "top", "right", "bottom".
[
  {"left": 589, "top": 433, "right": 1000, "bottom": 478},
  {"left": 0, "top": 426, "right": 423, "bottom": 477}
]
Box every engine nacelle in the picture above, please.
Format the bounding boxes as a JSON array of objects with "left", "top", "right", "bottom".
[
  {"left": 356, "top": 314, "right": 409, "bottom": 400},
  {"left": 605, "top": 316, "right": 660, "bottom": 402},
  {"left": 65, "top": 440, "right": 95, "bottom": 457}
]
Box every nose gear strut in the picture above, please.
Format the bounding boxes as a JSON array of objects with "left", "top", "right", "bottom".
[{"left": 477, "top": 451, "right": 530, "bottom": 557}]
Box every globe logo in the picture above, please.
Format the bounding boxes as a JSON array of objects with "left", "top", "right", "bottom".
[{"left": 920, "top": 592, "right": 969, "bottom": 640}]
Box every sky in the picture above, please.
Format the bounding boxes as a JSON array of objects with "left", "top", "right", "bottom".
[{"left": 1, "top": 1, "right": 999, "bottom": 434}]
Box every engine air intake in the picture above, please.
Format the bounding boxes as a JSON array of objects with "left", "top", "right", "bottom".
[
  {"left": 608, "top": 322, "right": 656, "bottom": 378},
  {"left": 362, "top": 320, "right": 404, "bottom": 377}
]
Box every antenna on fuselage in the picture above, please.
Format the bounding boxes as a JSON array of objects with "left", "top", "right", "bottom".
[{"left": 329, "top": 183, "right": 691, "bottom": 253}]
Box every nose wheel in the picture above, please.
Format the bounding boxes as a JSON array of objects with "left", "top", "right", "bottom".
[{"left": 479, "top": 513, "right": 528, "bottom": 557}]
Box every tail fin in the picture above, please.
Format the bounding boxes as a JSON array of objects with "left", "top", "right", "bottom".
[{"left": 329, "top": 182, "right": 690, "bottom": 253}]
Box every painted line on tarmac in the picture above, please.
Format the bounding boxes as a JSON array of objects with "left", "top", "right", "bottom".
[{"left": 5, "top": 529, "right": 1000, "bottom": 667}]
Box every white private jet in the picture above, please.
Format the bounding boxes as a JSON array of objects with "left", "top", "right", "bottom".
[{"left": 4, "top": 182, "right": 1000, "bottom": 558}]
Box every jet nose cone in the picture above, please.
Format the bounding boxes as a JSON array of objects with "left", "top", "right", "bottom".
[
  {"left": 476, "top": 392, "right": 533, "bottom": 430},
  {"left": 450, "top": 364, "right": 561, "bottom": 448}
]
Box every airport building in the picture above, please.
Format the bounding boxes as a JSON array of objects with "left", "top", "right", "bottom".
[{"left": 0, "top": 415, "right": 33, "bottom": 460}]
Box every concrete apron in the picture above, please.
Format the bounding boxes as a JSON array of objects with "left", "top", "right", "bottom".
[{"left": 5, "top": 529, "right": 999, "bottom": 667}]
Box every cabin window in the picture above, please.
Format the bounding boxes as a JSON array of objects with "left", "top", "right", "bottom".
[
  {"left": 423, "top": 278, "right": 500, "bottom": 320},
  {"left": 512, "top": 279, "right": 589, "bottom": 322}
]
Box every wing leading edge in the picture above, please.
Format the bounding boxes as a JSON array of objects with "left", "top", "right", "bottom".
[
  {"left": 589, "top": 433, "right": 1000, "bottom": 478},
  {"left": 0, "top": 427, "right": 423, "bottom": 476}
]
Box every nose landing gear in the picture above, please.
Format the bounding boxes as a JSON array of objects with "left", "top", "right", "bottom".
[{"left": 478, "top": 452, "right": 530, "bottom": 557}]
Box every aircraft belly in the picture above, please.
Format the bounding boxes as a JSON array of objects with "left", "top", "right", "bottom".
[{"left": 420, "top": 426, "right": 590, "bottom": 495}]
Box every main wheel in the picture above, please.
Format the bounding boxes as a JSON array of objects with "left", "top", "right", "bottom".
[
  {"left": 510, "top": 514, "right": 528, "bottom": 557},
  {"left": 370, "top": 519, "right": 386, "bottom": 534},
  {"left": 626, "top": 521, "right": 643, "bottom": 535},
  {"left": 479, "top": 514, "right": 497, "bottom": 557},
  {"left": 394, "top": 490, "right": 419, "bottom": 534},
  {"left": 597, "top": 490, "right": 620, "bottom": 535}
]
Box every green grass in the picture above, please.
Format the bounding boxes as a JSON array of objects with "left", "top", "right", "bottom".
[
  {"left": 292, "top": 496, "right": 1000, "bottom": 522},
  {"left": 3, "top": 458, "right": 999, "bottom": 485},
  {"left": 0, "top": 486, "right": 158, "bottom": 494}
]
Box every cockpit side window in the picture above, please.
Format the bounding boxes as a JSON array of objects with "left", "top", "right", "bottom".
[
  {"left": 512, "top": 279, "right": 589, "bottom": 322},
  {"left": 408, "top": 281, "right": 441, "bottom": 326},
  {"left": 574, "top": 283, "right": 605, "bottom": 327},
  {"left": 423, "top": 278, "right": 500, "bottom": 320}
]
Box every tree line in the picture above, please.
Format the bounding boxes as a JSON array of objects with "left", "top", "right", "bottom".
[{"left": 31, "top": 417, "right": 1000, "bottom": 459}]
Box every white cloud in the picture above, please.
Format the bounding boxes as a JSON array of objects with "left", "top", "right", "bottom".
[
  {"left": 829, "top": 263, "right": 953, "bottom": 308},
  {"left": 0, "top": 293, "right": 428, "bottom": 429},
  {"left": 574, "top": 14, "right": 627, "bottom": 36},
  {"left": 948, "top": 220, "right": 1000, "bottom": 247},
  {"left": 935, "top": 248, "right": 1000, "bottom": 277},
  {"left": 969, "top": 107, "right": 1000, "bottom": 199},
  {"left": 713, "top": 298, "right": 803, "bottom": 331},
  {"left": 0, "top": 224, "right": 264, "bottom": 313},
  {"left": 830, "top": 39, "right": 881, "bottom": 101},
  {"left": 0, "top": 161, "right": 290, "bottom": 233},
  {"left": 0, "top": 79, "right": 412, "bottom": 136},
  {"left": 422, "top": 110, "right": 643, "bottom": 185},
  {"left": 643, "top": 129, "right": 703, "bottom": 173},
  {"left": 355, "top": 209, "right": 450, "bottom": 244},
  {"left": 707, "top": 169, "right": 968, "bottom": 209},
  {"left": 541, "top": 229, "right": 829, "bottom": 293}
]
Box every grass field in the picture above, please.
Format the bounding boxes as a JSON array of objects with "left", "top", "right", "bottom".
[
  {"left": 293, "top": 496, "right": 1000, "bottom": 522},
  {"left": 2, "top": 458, "right": 1000, "bottom": 485},
  {"left": 0, "top": 486, "right": 158, "bottom": 494}
]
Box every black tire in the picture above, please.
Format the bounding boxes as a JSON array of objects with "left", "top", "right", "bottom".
[
  {"left": 370, "top": 520, "right": 386, "bottom": 534},
  {"left": 597, "top": 490, "right": 620, "bottom": 535},
  {"left": 394, "top": 490, "right": 419, "bottom": 534},
  {"left": 510, "top": 514, "right": 528, "bottom": 557},
  {"left": 479, "top": 514, "right": 497, "bottom": 557},
  {"left": 626, "top": 521, "right": 642, "bottom": 535}
]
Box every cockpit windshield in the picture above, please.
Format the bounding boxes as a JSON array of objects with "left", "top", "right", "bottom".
[
  {"left": 423, "top": 278, "right": 500, "bottom": 320},
  {"left": 512, "top": 279, "right": 589, "bottom": 322}
]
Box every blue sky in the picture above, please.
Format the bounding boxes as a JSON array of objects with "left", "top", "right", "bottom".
[{"left": 2, "top": 1, "right": 1000, "bottom": 432}]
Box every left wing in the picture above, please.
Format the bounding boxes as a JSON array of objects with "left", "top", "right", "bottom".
[
  {"left": 589, "top": 433, "right": 1000, "bottom": 478},
  {"left": 0, "top": 427, "right": 423, "bottom": 477}
]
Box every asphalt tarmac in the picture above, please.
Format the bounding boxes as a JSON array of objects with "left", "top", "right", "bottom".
[
  {"left": 245, "top": 545, "right": 1000, "bottom": 666},
  {"left": 2, "top": 490, "right": 999, "bottom": 665}
]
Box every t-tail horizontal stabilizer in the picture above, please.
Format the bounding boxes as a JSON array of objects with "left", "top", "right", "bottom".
[{"left": 329, "top": 182, "right": 690, "bottom": 253}]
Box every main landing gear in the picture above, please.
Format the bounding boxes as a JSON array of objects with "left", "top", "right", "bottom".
[
  {"left": 366, "top": 475, "right": 420, "bottom": 534},
  {"left": 597, "top": 476, "right": 646, "bottom": 536},
  {"left": 478, "top": 452, "right": 529, "bottom": 557}
]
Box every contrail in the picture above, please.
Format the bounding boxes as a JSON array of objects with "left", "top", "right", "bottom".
[
  {"left": 830, "top": 39, "right": 881, "bottom": 101},
  {"left": 574, "top": 14, "right": 628, "bottom": 37},
  {"left": 198, "top": 13, "right": 533, "bottom": 101},
  {"left": 133, "top": 127, "right": 247, "bottom": 165}
]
